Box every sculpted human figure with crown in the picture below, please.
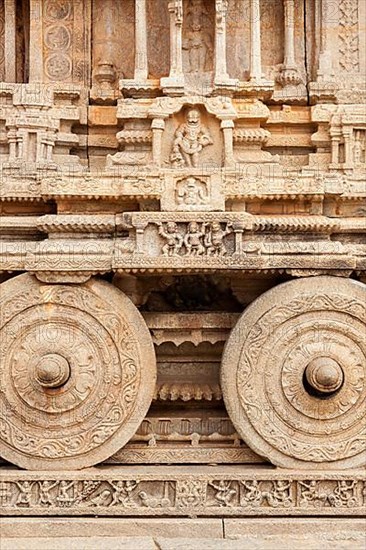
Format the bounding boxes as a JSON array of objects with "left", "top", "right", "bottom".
[{"left": 170, "top": 108, "right": 213, "bottom": 168}]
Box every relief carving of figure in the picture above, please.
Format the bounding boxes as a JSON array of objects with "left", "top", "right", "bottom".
[
  {"left": 240, "top": 480, "right": 262, "bottom": 507},
  {"left": 183, "top": 0, "right": 213, "bottom": 73},
  {"left": 262, "top": 480, "right": 292, "bottom": 508},
  {"left": 204, "top": 222, "right": 232, "bottom": 256},
  {"left": 110, "top": 480, "right": 139, "bottom": 507},
  {"left": 299, "top": 480, "right": 327, "bottom": 507},
  {"left": 176, "top": 177, "right": 208, "bottom": 206},
  {"left": 170, "top": 109, "right": 213, "bottom": 168},
  {"left": 184, "top": 222, "right": 206, "bottom": 256},
  {"left": 328, "top": 480, "right": 358, "bottom": 508},
  {"left": 15, "top": 481, "right": 33, "bottom": 507},
  {"left": 177, "top": 480, "right": 205, "bottom": 507},
  {"left": 158, "top": 222, "right": 184, "bottom": 256},
  {"left": 38, "top": 481, "right": 58, "bottom": 506},
  {"left": 209, "top": 480, "right": 236, "bottom": 506},
  {"left": 56, "top": 481, "right": 75, "bottom": 508}
]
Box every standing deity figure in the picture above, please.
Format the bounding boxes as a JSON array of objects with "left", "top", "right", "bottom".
[
  {"left": 158, "top": 222, "right": 184, "bottom": 256},
  {"left": 38, "top": 481, "right": 58, "bottom": 506},
  {"left": 171, "top": 109, "right": 213, "bottom": 168},
  {"left": 184, "top": 222, "right": 206, "bottom": 256},
  {"left": 183, "top": 0, "right": 212, "bottom": 73},
  {"left": 204, "top": 222, "right": 232, "bottom": 256}
]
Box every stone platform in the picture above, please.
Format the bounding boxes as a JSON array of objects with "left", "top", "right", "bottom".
[{"left": 0, "top": 518, "right": 365, "bottom": 549}]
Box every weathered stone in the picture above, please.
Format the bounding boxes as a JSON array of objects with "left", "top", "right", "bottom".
[
  {"left": 222, "top": 276, "right": 366, "bottom": 470},
  {"left": 0, "top": 273, "right": 156, "bottom": 470},
  {"left": 0, "top": 0, "right": 365, "bottom": 544}
]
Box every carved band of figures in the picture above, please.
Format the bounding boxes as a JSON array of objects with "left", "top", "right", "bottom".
[{"left": 0, "top": 473, "right": 364, "bottom": 515}]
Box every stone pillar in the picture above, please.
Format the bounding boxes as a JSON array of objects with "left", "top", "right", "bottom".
[
  {"left": 4, "top": 0, "right": 16, "bottom": 82},
  {"left": 283, "top": 0, "right": 295, "bottom": 67},
  {"left": 249, "top": 0, "right": 262, "bottom": 81},
  {"left": 330, "top": 131, "right": 341, "bottom": 166},
  {"left": 343, "top": 128, "right": 353, "bottom": 169},
  {"left": 317, "top": 0, "right": 334, "bottom": 78},
  {"left": 121, "top": 0, "right": 160, "bottom": 95},
  {"left": 151, "top": 118, "right": 165, "bottom": 167},
  {"left": 221, "top": 120, "right": 235, "bottom": 167},
  {"left": 134, "top": 0, "right": 149, "bottom": 81},
  {"left": 7, "top": 128, "right": 17, "bottom": 161},
  {"left": 277, "top": 0, "right": 301, "bottom": 86},
  {"left": 92, "top": 0, "right": 118, "bottom": 96},
  {"left": 214, "top": 0, "right": 230, "bottom": 85},
  {"left": 135, "top": 222, "right": 148, "bottom": 254},
  {"left": 161, "top": 0, "right": 185, "bottom": 93},
  {"left": 233, "top": 222, "right": 244, "bottom": 255},
  {"left": 29, "top": 0, "right": 43, "bottom": 82}
]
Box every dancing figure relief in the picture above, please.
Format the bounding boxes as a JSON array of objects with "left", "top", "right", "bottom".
[{"left": 170, "top": 109, "right": 213, "bottom": 168}]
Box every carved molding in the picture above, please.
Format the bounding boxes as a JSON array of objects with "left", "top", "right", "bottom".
[{"left": 0, "top": 468, "right": 364, "bottom": 516}]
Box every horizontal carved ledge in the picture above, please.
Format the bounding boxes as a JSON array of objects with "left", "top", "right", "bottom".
[
  {"left": 0, "top": 466, "right": 364, "bottom": 517},
  {"left": 0, "top": 173, "right": 365, "bottom": 202}
]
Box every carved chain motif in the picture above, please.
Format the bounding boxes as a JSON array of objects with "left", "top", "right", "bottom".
[{"left": 339, "top": 0, "right": 360, "bottom": 72}]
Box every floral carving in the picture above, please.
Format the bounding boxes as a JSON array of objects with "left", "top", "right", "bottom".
[
  {"left": 222, "top": 277, "right": 366, "bottom": 469},
  {"left": 0, "top": 274, "right": 156, "bottom": 470}
]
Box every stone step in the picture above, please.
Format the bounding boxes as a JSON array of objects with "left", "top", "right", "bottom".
[{"left": 0, "top": 519, "right": 364, "bottom": 550}]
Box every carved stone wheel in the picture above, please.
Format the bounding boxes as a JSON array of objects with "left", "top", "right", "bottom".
[
  {"left": 0, "top": 274, "right": 156, "bottom": 470},
  {"left": 221, "top": 277, "right": 366, "bottom": 470}
]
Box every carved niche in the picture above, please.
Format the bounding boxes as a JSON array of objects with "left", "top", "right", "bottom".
[
  {"left": 163, "top": 104, "right": 221, "bottom": 169},
  {"left": 182, "top": 0, "right": 215, "bottom": 91}
]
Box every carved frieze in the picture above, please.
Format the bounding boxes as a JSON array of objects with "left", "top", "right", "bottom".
[{"left": 0, "top": 468, "right": 364, "bottom": 516}]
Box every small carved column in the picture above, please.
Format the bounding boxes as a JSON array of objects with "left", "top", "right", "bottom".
[
  {"left": 151, "top": 118, "right": 166, "bottom": 167},
  {"left": 283, "top": 0, "right": 296, "bottom": 68},
  {"left": 134, "top": 221, "right": 148, "bottom": 254},
  {"left": 249, "top": 0, "right": 262, "bottom": 81},
  {"left": 330, "top": 128, "right": 341, "bottom": 167},
  {"left": 214, "top": 0, "right": 235, "bottom": 87},
  {"left": 316, "top": 0, "right": 334, "bottom": 79},
  {"left": 134, "top": 0, "right": 149, "bottom": 81},
  {"left": 29, "top": 0, "right": 43, "bottom": 82},
  {"left": 221, "top": 120, "right": 235, "bottom": 167},
  {"left": 277, "top": 0, "right": 301, "bottom": 86},
  {"left": 232, "top": 222, "right": 245, "bottom": 255},
  {"left": 4, "top": 0, "right": 16, "bottom": 82},
  {"left": 343, "top": 128, "right": 353, "bottom": 169},
  {"left": 161, "top": 0, "right": 185, "bottom": 93},
  {"left": 7, "top": 127, "right": 18, "bottom": 161},
  {"left": 121, "top": 0, "right": 159, "bottom": 96},
  {"left": 92, "top": 0, "right": 118, "bottom": 99}
]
